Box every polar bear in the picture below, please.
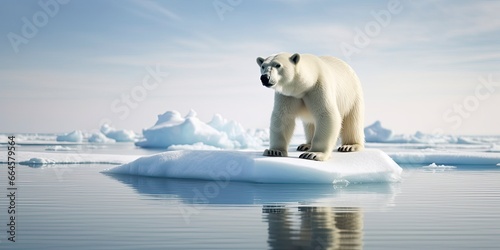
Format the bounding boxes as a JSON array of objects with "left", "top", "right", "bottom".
[{"left": 256, "top": 52, "right": 365, "bottom": 161}]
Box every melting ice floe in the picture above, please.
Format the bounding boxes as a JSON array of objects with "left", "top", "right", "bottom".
[{"left": 105, "top": 149, "right": 403, "bottom": 184}]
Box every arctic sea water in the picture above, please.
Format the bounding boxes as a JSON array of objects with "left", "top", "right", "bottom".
[{"left": 1, "top": 110, "right": 500, "bottom": 249}]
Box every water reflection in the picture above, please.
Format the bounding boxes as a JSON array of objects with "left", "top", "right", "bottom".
[
  {"left": 105, "top": 174, "right": 391, "bottom": 249},
  {"left": 264, "top": 205, "right": 363, "bottom": 250},
  {"left": 105, "top": 174, "right": 399, "bottom": 208}
]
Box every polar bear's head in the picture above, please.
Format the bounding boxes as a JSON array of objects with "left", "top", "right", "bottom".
[{"left": 256, "top": 53, "right": 301, "bottom": 96}]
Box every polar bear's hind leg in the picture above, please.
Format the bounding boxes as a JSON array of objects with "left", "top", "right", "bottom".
[{"left": 338, "top": 101, "right": 365, "bottom": 152}]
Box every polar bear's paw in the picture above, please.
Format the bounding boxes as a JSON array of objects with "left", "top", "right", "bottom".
[
  {"left": 337, "top": 144, "right": 364, "bottom": 152},
  {"left": 299, "top": 152, "right": 328, "bottom": 161},
  {"left": 297, "top": 143, "right": 311, "bottom": 151},
  {"left": 263, "top": 149, "right": 287, "bottom": 157}
]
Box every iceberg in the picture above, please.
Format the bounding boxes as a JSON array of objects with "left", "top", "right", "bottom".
[
  {"left": 100, "top": 124, "right": 136, "bottom": 142},
  {"left": 105, "top": 149, "right": 402, "bottom": 184},
  {"left": 88, "top": 132, "right": 115, "bottom": 143},
  {"left": 135, "top": 110, "right": 264, "bottom": 149},
  {"left": 56, "top": 130, "right": 83, "bottom": 143},
  {"left": 365, "top": 121, "right": 393, "bottom": 142}
]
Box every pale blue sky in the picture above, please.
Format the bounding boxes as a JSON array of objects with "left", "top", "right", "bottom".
[{"left": 1, "top": 0, "right": 499, "bottom": 135}]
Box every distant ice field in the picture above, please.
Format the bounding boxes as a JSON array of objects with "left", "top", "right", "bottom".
[{"left": 1, "top": 110, "right": 499, "bottom": 184}]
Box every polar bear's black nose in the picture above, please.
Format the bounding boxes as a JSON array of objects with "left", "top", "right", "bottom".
[{"left": 260, "top": 75, "right": 272, "bottom": 87}]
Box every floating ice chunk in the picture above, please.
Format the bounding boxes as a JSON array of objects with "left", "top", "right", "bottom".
[
  {"left": 56, "top": 130, "right": 83, "bottom": 143},
  {"left": 456, "top": 137, "right": 482, "bottom": 144},
  {"left": 105, "top": 149, "right": 402, "bottom": 184},
  {"left": 88, "top": 132, "right": 115, "bottom": 143},
  {"left": 45, "top": 145, "right": 73, "bottom": 151},
  {"left": 422, "top": 163, "right": 456, "bottom": 170},
  {"left": 388, "top": 151, "right": 500, "bottom": 166},
  {"left": 11, "top": 152, "right": 141, "bottom": 166},
  {"left": 100, "top": 124, "right": 136, "bottom": 142},
  {"left": 488, "top": 144, "right": 500, "bottom": 152},
  {"left": 20, "top": 157, "right": 56, "bottom": 166},
  {"left": 365, "top": 121, "right": 393, "bottom": 142},
  {"left": 363, "top": 122, "right": 495, "bottom": 145},
  {"left": 135, "top": 110, "right": 263, "bottom": 149},
  {"left": 332, "top": 179, "right": 351, "bottom": 189}
]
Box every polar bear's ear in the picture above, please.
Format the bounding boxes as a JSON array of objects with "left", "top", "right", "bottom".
[
  {"left": 290, "top": 53, "right": 300, "bottom": 64},
  {"left": 256, "top": 57, "right": 265, "bottom": 66}
]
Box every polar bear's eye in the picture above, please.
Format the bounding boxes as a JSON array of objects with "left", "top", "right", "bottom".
[
  {"left": 261, "top": 66, "right": 265, "bottom": 69},
  {"left": 275, "top": 63, "right": 281, "bottom": 68}
]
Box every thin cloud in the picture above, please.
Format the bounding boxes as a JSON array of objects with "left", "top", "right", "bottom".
[{"left": 127, "top": 0, "right": 181, "bottom": 23}]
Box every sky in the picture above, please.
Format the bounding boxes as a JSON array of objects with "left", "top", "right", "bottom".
[{"left": 0, "top": 0, "right": 499, "bottom": 135}]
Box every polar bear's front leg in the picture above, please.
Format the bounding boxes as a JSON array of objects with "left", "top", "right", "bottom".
[
  {"left": 264, "top": 94, "right": 300, "bottom": 157},
  {"left": 299, "top": 109, "right": 341, "bottom": 161},
  {"left": 264, "top": 113, "right": 295, "bottom": 157}
]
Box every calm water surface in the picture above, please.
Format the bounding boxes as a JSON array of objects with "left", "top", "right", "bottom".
[{"left": 1, "top": 156, "right": 500, "bottom": 249}]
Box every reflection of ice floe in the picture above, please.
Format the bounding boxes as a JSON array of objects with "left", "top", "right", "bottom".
[{"left": 105, "top": 173, "right": 400, "bottom": 210}]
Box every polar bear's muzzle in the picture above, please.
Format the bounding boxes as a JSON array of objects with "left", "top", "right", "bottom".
[{"left": 260, "top": 74, "right": 274, "bottom": 88}]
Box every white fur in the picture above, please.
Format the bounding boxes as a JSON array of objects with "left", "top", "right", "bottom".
[{"left": 257, "top": 52, "right": 365, "bottom": 161}]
